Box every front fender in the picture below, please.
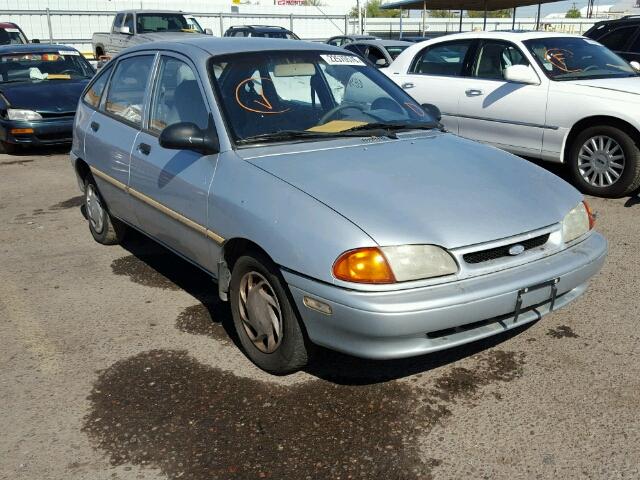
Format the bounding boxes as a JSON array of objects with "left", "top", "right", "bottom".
[{"left": 208, "top": 151, "right": 376, "bottom": 284}]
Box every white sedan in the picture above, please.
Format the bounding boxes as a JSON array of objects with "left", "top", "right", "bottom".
[{"left": 383, "top": 31, "right": 640, "bottom": 197}]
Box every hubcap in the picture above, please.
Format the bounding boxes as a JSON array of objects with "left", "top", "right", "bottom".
[
  {"left": 238, "top": 271, "right": 283, "bottom": 353},
  {"left": 86, "top": 184, "right": 104, "bottom": 233},
  {"left": 578, "top": 135, "right": 625, "bottom": 188}
]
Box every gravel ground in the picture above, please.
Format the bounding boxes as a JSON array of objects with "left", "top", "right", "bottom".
[{"left": 1, "top": 149, "right": 639, "bottom": 480}]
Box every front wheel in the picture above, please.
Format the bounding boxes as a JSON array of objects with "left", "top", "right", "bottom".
[
  {"left": 568, "top": 125, "right": 640, "bottom": 198},
  {"left": 229, "top": 253, "right": 309, "bottom": 374}
]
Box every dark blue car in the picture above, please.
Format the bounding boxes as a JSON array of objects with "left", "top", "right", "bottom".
[{"left": 0, "top": 44, "right": 94, "bottom": 153}]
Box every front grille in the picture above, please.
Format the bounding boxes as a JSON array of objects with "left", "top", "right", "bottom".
[
  {"left": 38, "top": 111, "right": 75, "bottom": 118},
  {"left": 463, "top": 233, "right": 550, "bottom": 265}
]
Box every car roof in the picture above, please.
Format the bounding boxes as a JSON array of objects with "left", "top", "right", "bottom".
[
  {"left": 593, "top": 15, "right": 640, "bottom": 25},
  {"left": 0, "top": 43, "right": 80, "bottom": 55},
  {"left": 228, "top": 25, "right": 292, "bottom": 32},
  {"left": 125, "top": 37, "right": 343, "bottom": 56},
  {"left": 0, "top": 22, "right": 21, "bottom": 29},
  {"left": 417, "top": 30, "right": 581, "bottom": 43},
  {"left": 117, "top": 10, "right": 191, "bottom": 14},
  {"left": 348, "top": 39, "right": 412, "bottom": 48}
]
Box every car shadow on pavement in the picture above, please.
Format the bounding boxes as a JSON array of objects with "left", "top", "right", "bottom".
[
  {"left": 2, "top": 144, "right": 70, "bottom": 157},
  {"left": 115, "top": 229, "right": 535, "bottom": 385}
]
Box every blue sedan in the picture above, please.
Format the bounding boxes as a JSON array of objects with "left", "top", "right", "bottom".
[
  {"left": 70, "top": 38, "right": 607, "bottom": 374},
  {"left": 0, "top": 44, "right": 94, "bottom": 153}
]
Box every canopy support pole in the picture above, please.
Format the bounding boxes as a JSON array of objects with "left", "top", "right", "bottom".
[
  {"left": 422, "top": 0, "right": 426, "bottom": 36},
  {"left": 459, "top": 10, "right": 463, "bottom": 31},
  {"left": 483, "top": 0, "right": 487, "bottom": 31},
  {"left": 512, "top": 7, "right": 516, "bottom": 29},
  {"left": 535, "top": 3, "right": 541, "bottom": 30},
  {"left": 357, "top": 0, "right": 362, "bottom": 34},
  {"left": 399, "top": 8, "right": 403, "bottom": 38}
]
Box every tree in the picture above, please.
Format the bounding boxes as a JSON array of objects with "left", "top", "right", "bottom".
[
  {"left": 429, "top": 10, "right": 457, "bottom": 18},
  {"left": 468, "top": 9, "right": 512, "bottom": 17},
  {"left": 565, "top": 5, "right": 582, "bottom": 18},
  {"left": 349, "top": 0, "right": 401, "bottom": 19}
]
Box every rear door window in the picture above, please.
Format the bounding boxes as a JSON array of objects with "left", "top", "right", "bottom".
[
  {"left": 599, "top": 26, "right": 637, "bottom": 51},
  {"left": 104, "top": 55, "right": 154, "bottom": 127},
  {"left": 410, "top": 41, "right": 473, "bottom": 76}
]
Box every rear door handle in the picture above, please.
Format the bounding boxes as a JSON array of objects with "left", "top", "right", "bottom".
[
  {"left": 465, "top": 89, "right": 484, "bottom": 97},
  {"left": 138, "top": 143, "right": 151, "bottom": 155},
  {"left": 401, "top": 82, "right": 415, "bottom": 89},
  {"left": 90, "top": 121, "right": 100, "bottom": 132}
]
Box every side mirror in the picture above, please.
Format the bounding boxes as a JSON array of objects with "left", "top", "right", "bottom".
[
  {"left": 375, "top": 58, "right": 388, "bottom": 67},
  {"left": 421, "top": 103, "right": 442, "bottom": 122},
  {"left": 31, "top": 38, "right": 40, "bottom": 44},
  {"left": 504, "top": 65, "right": 540, "bottom": 85},
  {"left": 159, "top": 121, "right": 220, "bottom": 155},
  {"left": 119, "top": 26, "right": 132, "bottom": 35},
  {"left": 204, "top": 28, "right": 214, "bottom": 36},
  {"left": 630, "top": 60, "right": 640, "bottom": 72}
]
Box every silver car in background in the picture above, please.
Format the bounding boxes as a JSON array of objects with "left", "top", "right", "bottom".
[{"left": 70, "top": 38, "right": 607, "bottom": 374}]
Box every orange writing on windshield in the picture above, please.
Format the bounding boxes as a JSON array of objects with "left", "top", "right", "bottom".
[{"left": 235, "top": 77, "right": 291, "bottom": 115}]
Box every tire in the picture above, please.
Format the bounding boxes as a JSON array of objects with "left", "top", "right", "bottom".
[
  {"left": 229, "top": 252, "right": 309, "bottom": 374},
  {"left": 568, "top": 125, "right": 640, "bottom": 198},
  {"left": 84, "top": 176, "right": 126, "bottom": 245},
  {"left": 0, "top": 141, "right": 18, "bottom": 155}
]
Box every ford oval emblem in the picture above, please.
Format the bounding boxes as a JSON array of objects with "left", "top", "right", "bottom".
[{"left": 508, "top": 244, "right": 526, "bottom": 256}]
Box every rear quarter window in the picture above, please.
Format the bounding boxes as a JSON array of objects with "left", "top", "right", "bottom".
[{"left": 83, "top": 64, "right": 113, "bottom": 108}]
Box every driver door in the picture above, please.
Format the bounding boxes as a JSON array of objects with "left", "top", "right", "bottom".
[
  {"left": 129, "top": 54, "right": 219, "bottom": 272},
  {"left": 457, "top": 40, "right": 549, "bottom": 158}
]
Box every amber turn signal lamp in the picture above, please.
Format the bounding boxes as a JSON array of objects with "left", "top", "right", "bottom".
[
  {"left": 333, "top": 247, "right": 396, "bottom": 284},
  {"left": 10, "top": 128, "right": 33, "bottom": 135},
  {"left": 583, "top": 200, "right": 596, "bottom": 230}
]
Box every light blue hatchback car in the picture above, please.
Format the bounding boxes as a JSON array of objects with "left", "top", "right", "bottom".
[{"left": 71, "top": 38, "right": 607, "bottom": 374}]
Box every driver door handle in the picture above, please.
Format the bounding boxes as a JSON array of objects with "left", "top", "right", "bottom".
[
  {"left": 465, "top": 89, "right": 484, "bottom": 97},
  {"left": 401, "top": 82, "right": 415, "bottom": 89},
  {"left": 138, "top": 143, "right": 151, "bottom": 155}
]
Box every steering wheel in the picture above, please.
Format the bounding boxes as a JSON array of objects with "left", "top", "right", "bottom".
[{"left": 319, "top": 103, "right": 373, "bottom": 125}]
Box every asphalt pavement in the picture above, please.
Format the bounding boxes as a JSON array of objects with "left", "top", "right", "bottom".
[{"left": 1, "top": 148, "right": 639, "bottom": 479}]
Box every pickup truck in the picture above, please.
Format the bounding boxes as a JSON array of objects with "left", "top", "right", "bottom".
[{"left": 92, "top": 10, "right": 212, "bottom": 60}]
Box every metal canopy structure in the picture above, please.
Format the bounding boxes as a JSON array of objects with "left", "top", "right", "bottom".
[
  {"left": 381, "top": 0, "right": 563, "bottom": 35},
  {"left": 381, "top": 0, "right": 558, "bottom": 10}
]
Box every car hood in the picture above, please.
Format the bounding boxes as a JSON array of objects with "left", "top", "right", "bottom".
[
  {"left": 241, "top": 133, "right": 581, "bottom": 249},
  {"left": 0, "top": 79, "right": 89, "bottom": 113},
  {"left": 570, "top": 76, "right": 640, "bottom": 96},
  {"left": 137, "top": 32, "right": 205, "bottom": 42}
]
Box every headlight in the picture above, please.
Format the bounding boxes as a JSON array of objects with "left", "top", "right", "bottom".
[
  {"left": 562, "top": 201, "right": 595, "bottom": 243},
  {"left": 333, "top": 245, "right": 458, "bottom": 284},
  {"left": 7, "top": 109, "right": 42, "bottom": 121}
]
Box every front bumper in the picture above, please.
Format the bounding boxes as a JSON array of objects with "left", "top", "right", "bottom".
[
  {"left": 284, "top": 232, "right": 607, "bottom": 360},
  {"left": 0, "top": 117, "right": 74, "bottom": 146}
]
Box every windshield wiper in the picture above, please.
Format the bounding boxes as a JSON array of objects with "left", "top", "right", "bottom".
[
  {"left": 236, "top": 128, "right": 403, "bottom": 145},
  {"left": 341, "top": 120, "right": 442, "bottom": 134}
]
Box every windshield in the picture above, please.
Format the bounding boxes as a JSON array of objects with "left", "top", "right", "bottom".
[
  {"left": 0, "top": 51, "right": 94, "bottom": 83},
  {"left": 136, "top": 13, "right": 201, "bottom": 33},
  {"left": 523, "top": 36, "right": 637, "bottom": 81},
  {"left": 210, "top": 51, "right": 435, "bottom": 144},
  {"left": 385, "top": 46, "right": 408, "bottom": 60},
  {"left": 0, "top": 27, "right": 27, "bottom": 45}
]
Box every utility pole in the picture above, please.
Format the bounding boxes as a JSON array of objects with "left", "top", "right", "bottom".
[{"left": 357, "top": 0, "right": 362, "bottom": 34}]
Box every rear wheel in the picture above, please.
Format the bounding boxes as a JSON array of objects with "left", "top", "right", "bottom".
[
  {"left": 84, "top": 177, "right": 126, "bottom": 245},
  {"left": 229, "top": 253, "right": 309, "bottom": 374},
  {"left": 568, "top": 125, "right": 640, "bottom": 197}
]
